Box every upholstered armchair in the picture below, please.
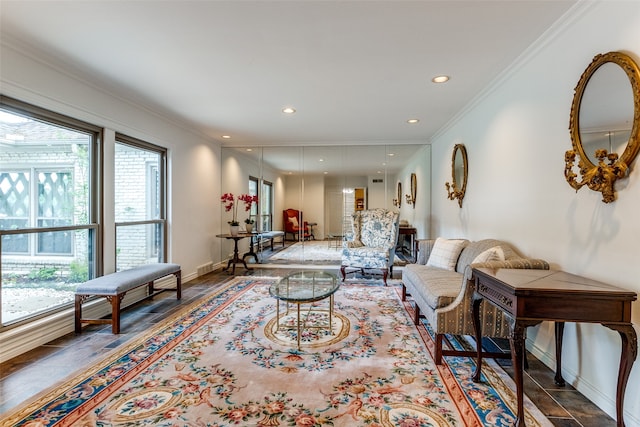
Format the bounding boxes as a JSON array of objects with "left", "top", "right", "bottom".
[
  {"left": 340, "top": 208, "right": 400, "bottom": 285},
  {"left": 283, "top": 209, "right": 311, "bottom": 241}
]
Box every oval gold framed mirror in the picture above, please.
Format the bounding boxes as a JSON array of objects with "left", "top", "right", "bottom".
[
  {"left": 445, "top": 144, "right": 468, "bottom": 207},
  {"left": 396, "top": 181, "right": 402, "bottom": 207},
  {"left": 565, "top": 51, "right": 640, "bottom": 203},
  {"left": 406, "top": 173, "right": 417, "bottom": 208}
]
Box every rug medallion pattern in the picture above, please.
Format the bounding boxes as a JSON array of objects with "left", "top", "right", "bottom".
[{"left": 3, "top": 277, "right": 551, "bottom": 427}]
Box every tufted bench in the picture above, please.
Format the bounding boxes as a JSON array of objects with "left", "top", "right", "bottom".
[
  {"left": 75, "top": 263, "right": 181, "bottom": 334},
  {"left": 258, "top": 231, "right": 285, "bottom": 250}
]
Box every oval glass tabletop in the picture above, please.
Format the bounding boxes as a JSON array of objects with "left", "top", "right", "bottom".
[{"left": 269, "top": 271, "right": 339, "bottom": 303}]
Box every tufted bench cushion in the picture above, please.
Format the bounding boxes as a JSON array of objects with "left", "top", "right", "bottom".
[
  {"left": 258, "top": 231, "right": 285, "bottom": 250},
  {"left": 75, "top": 263, "right": 181, "bottom": 334}
]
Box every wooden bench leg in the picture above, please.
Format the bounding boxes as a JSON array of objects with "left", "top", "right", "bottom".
[
  {"left": 75, "top": 295, "right": 83, "bottom": 333},
  {"left": 107, "top": 295, "right": 125, "bottom": 334},
  {"left": 175, "top": 270, "right": 182, "bottom": 299}
]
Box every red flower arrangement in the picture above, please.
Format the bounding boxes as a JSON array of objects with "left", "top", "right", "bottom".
[{"left": 220, "top": 193, "right": 258, "bottom": 226}]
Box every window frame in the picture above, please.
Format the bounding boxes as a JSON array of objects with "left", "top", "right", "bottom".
[
  {"left": 114, "top": 133, "right": 168, "bottom": 269},
  {"left": 0, "top": 95, "right": 103, "bottom": 328}
]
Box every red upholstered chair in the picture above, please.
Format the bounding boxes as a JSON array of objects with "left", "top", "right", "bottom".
[{"left": 283, "top": 209, "right": 311, "bottom": 241}]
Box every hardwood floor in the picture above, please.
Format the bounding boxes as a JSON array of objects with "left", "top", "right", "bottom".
[{"left": 0, "top": 267, "right": 616, "bottom": 426}]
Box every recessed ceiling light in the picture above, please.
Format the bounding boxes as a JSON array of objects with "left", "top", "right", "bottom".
[
  {"left": 432, "top": 75, "right": 450, "bottom": 83},
  {"left": 282, "top": 107, "right": 296, "bottom": 114},
  {"left": 407, "top": 119, "right": 420, "bottom": 124},
  {"left": 222, "top": 135, "right": 231, "bottom": 139},
  {"left": 319, "top": 158, "right": 324, "bottom": 162},
  {"left": 245, "top": 148, "right": 253, "bottom": 152}
]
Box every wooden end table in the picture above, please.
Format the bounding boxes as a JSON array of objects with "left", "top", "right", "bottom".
[{"left": 471, "top": 268, "right": 637, "bottom": 427}]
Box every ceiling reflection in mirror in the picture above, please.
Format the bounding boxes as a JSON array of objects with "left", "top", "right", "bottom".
[
  {"left": 579, "top": 62, "right": 634, "bottom": 164},
  {"left": 221, "top": 144, "right": 426, "bottom": 265}
]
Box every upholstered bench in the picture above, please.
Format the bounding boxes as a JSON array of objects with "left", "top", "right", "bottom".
[
  {"left": 259, "top": 231, "right": 285, "bottom": 250},
  {"left": 75, "top": 263, "right": 181, "bottom": 334}
]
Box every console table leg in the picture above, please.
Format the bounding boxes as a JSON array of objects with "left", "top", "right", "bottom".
[
  {"left": 554, "top": 321, "right": 566, "bottom": 386},
  {"left": 603, "top": 323, "right": 638, "bottom": 427},
  {"left": 510, "top": 320, "right": 527, "bottom": 427},
  {"left": 472, "top": 294, "right": 483, "bottom": 383}
]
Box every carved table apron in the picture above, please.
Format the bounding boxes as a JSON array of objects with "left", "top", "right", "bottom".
[{"left": 471, "top": 268, "right": 637, "bottom": 427}]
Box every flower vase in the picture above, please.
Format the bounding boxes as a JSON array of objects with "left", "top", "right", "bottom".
[
  {"left": 230, "top": 225, "right": 240, "bottom": 236},
  {"left": 245, "top": 223, "right": 253, "bottom": 233}
]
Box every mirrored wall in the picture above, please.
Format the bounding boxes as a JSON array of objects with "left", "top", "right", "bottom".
[{"left": 221, "top": 144, "right": 430, "bottom": 264}]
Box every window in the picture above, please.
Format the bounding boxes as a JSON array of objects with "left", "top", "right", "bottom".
[
  {"left": 261, "top": 179, "right": 273, "bottom": 232},
  {"left": 114, "top": 134, "right": 166, "bottom": 270},
  {"left": 0, "top": 97, "right": 100, "bottom": 327}
]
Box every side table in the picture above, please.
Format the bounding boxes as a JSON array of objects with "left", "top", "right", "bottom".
[
  {"left": 471, "top": 268, "right": 637, "bottom": 427},
  {"left": 216, "top": 233, "right": 252, "bottom": 274},
  {"left": 307, "top": 222, "right": 317, "bottom": 240}
]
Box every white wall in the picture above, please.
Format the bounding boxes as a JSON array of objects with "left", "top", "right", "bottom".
[
  {"left": 1, "top": 39, "right": 222, "bottom": 360},
  {"left": 429, "top": 2, "right": 640, "bottom": 424},
  {"left": 396, "top": 145, "right": 431, "bottom": 239}
]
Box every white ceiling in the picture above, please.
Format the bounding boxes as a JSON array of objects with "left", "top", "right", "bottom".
[
  {"left": 0, "top": 1, "right": 578, "bottom": 145},
  {"left": 1, "top": 1, "right": 577, "bottom": 175}
]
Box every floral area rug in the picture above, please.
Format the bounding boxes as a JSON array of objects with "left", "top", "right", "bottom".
[
  {"left": 268, "top": 241, "right": 407, "bottom": 266},
  {"left": 2, "top": 276, "right": 551, "bottom": 427},
  {"left": 269, "top": 241, "right": 343, "bottom": 263}
]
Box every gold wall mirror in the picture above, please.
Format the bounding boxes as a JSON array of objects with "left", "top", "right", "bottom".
[
  {"left": 565, "top": 51, "right": 640, "bottom": 203},
  {"left": 405, "top": 173, "right": 416, "bottom": 208},
  {"left": 393, "top": 182, "right": 402, "bottom": 207},
  {"left": 445, "top": 144, "right": 468, "bottom": 207}
]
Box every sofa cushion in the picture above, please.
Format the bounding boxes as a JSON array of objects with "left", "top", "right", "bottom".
[
  {"left": 472, "top": 246, "right": 505, "bottom": 264},
  {"left": 456, "top": 239, "right": 515, "bottom": 274},
  {"left": 426, "top": 237, "right": 466, "bottom": 271},
  {"left": 404, "top": 264, "right": 462, "bottom": 309}
]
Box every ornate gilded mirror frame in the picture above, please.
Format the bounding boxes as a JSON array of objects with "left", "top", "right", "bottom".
[
  {"left": 565, "top": 51, "right": 640, "bottom": 203},
  {"left": 405, "top": 173, "right": 417, "bottom": 208},
  {"left": 445, "top": 144, "right": 468, "bottom": 208},
  {"left": 393, "top": 182, "right": 402, "bottom": 207}
]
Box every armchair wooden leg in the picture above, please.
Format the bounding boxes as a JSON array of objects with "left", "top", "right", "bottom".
[
  {"left": 340, "top": 266, "right": 346, "bottom": 281},
  {"left": 382, "top": 270, "right": 388, "bottom": 286},
  {"left": 401, "top": 284, "right": 407, "bottom": 301},
  {"left": 412, "top": 304, "right": 420, "bottom": 325}
]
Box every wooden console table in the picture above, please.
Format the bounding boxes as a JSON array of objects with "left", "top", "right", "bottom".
[{"left": 471, "top": 268, "right": 637, "bottom": 427}]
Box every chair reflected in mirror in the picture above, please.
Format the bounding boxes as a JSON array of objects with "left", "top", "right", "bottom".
[
  {"left": 340, "top": 208, "right": 400, "bottom": 285},
  {"left": 283, "top": 209, "right": 311, "bottom": 241}
]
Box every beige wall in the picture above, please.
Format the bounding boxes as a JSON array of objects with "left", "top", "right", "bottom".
[{"left": 429, "top": 2, "right": 640, "bottom": 423}]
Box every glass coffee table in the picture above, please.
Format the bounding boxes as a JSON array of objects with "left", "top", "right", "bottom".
[{"left": 269, "top": 271, "right": 340, "bottom": 350}]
